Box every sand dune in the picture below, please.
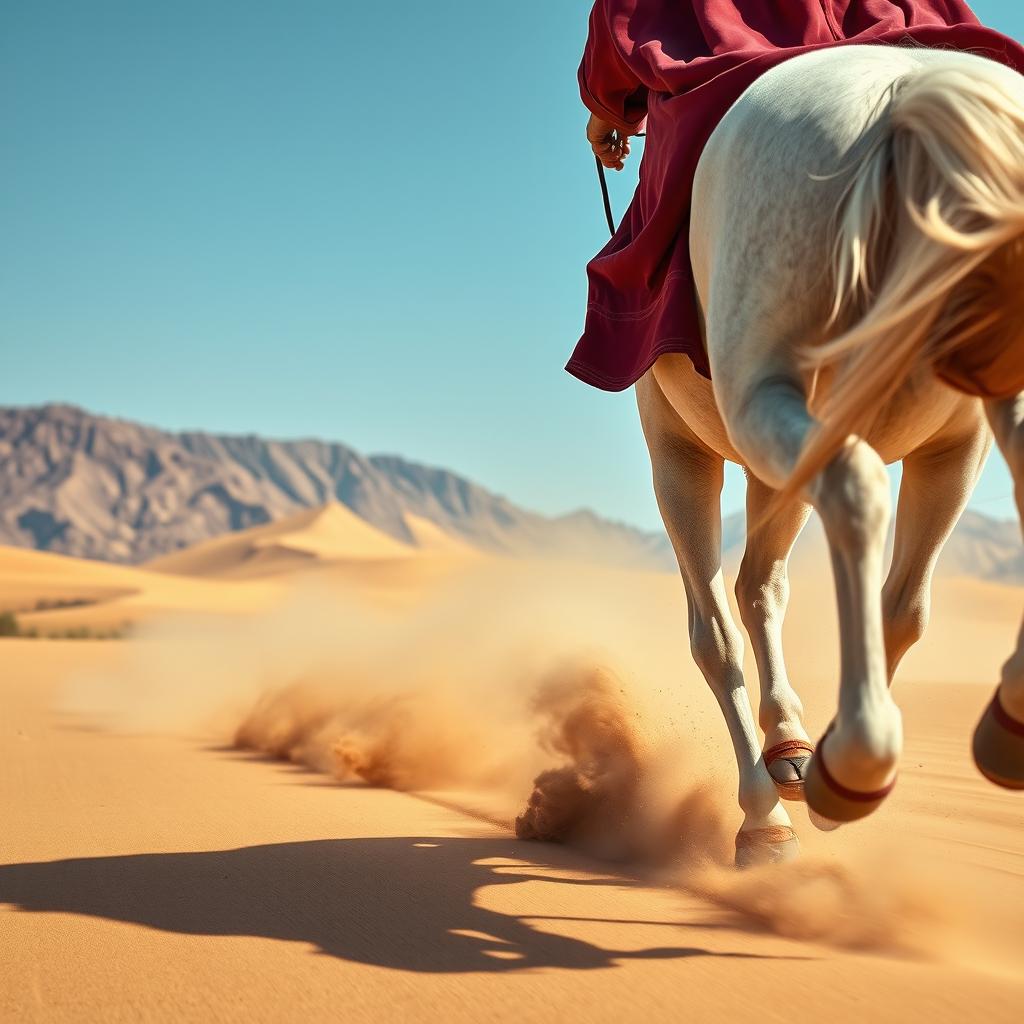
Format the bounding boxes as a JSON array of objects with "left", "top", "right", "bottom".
[
  {"left": 0, "top": 544, "right": 146, "bottom": 615},
  {"left": 145, "top": 501, "right": 418, "bottom": 579},
  {"left": 404, "top": 512, "right": 482, "bottom": 558},
  {"left": 0, "top": 543, "right": 281, "bottom": 634},
  {"left": 0, "top": 505, "right": 482, "bottom": 633}
]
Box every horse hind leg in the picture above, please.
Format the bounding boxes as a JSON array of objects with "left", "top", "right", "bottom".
[
  {"left": 975, "top": 397, "right": 1024, "bottom": 789},
  {"left": 735, "top": 476, "right": 815, "bottom": 799},
  {"left": 637, "top": 374, "right": 797, "bottom": 867},
  {"left": 718, "top": 375, "right": 902, "bottom": 823},
  {"left": 883, "top": 416, "right": 990, "bottom": 680}
]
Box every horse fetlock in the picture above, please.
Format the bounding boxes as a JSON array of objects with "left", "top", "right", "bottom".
[
  {"left": 737, "top": 779, "right": 789, "bottom": 828},
  {"left": 757, "top": 681, "right": 805, "bottom": 735},
  {"left": 832, "top": 702, "right": 904, "bottom": 780},
  {"left": 758, "top": 698, "right": 806, "bottom": 742}
]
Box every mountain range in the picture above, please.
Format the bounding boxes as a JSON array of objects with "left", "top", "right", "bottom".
[
  {"left": 0, "top": 403, "right": 1020, "bottom": 582},
  {"left": 0, "top": 404, "right": 674, "bottom": 571}
]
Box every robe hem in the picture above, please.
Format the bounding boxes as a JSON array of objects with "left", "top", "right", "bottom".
[{"left": 565, "top": 339, "right": 708, "bottom": 392}]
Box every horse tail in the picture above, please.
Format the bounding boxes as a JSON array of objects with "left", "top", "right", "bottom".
[{"left": 785, "top": 56, "right": 1024, "bottom": 498}]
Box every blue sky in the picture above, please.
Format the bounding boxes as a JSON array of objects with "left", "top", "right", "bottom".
[{"left": 2, "top": 2, "right": 1022, "bottom": 530}]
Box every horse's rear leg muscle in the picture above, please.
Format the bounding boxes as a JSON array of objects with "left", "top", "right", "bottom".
[
  {"left": 984, "top": 395, "right": 1024, "bottom": 723},
  {"left": 721, "top": 377, "right": 902, "bottom": 808},
  {"left": 637, "top": 375, "right": 791, "bottom": 840},
  {"left": 885, "top": 420, "right": 990, "bottom": 678},
  {"left": 736, "top": 476, "right": 811, "bottom": 764},
  {"left": 974, "top": 396, "right": 1024, "bottom": 789}
]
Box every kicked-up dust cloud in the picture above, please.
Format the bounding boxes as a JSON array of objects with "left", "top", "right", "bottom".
[
  {"left": 228, "top": 643, "right": 728, "bottom": 866},
  {"left": 63, "top": 562, "right": 716, "bottom": 830},
  {"left": 60, "top": 560, "right": 992, "bottom": 960}
]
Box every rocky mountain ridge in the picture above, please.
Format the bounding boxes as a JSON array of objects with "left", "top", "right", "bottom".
[
  {"left": 0, "top": 404, "right": 675, "bottom": 570},
  {"left": 0, "top": 404, "right": 1020, "bottom": 582}
]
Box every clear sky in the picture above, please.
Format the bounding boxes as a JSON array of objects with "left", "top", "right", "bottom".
[{"left": 2, "top": 2, "right": 1022, "bottom": 530}]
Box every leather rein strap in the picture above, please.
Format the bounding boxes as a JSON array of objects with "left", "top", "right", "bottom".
[
  {"left": 595, "top": 155, "right": 616, "bottom": 235},
  {"left": 594, "top": 133, "right": 645, "bottom": 236}
]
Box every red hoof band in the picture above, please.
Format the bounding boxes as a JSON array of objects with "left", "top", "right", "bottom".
[
  {"left": 973, "top": 691, "right": 1024, "bottom": 791},
  {"left": 763, "top": 740, "right": 815, "bottom": 802},
  {"left": 804, "top": 727, "right": 897, "bottom": 823}
]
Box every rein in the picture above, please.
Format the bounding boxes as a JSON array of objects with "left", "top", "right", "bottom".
[{"left": 594, "top": 133, "right": 645, "bottom": 236}]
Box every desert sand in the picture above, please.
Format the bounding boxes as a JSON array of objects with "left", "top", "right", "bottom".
[{"left": 1, "top": 508, "right": 1023, "bottom": 1022}]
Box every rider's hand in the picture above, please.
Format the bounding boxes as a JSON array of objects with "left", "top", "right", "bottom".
[{"left": 587, "top": 114, "right": 631, "bottom": 171}]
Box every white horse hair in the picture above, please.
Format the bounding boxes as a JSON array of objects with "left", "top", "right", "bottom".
[{"left": 640, "top": 44, "right": 1024, "bottom": 865}]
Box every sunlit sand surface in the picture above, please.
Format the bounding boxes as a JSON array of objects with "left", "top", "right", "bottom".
[{"left": 1, "top": 512, "right": 1022, "bottom": 1021}]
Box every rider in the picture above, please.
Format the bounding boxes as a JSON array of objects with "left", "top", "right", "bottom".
[{"left": 569, "top": 1, "right": 1024, "bottom": 394}]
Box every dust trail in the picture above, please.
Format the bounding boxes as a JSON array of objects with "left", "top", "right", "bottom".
[
  {"left": 62, "top": 563, "right": 708, "bottom": 822},
  {"left": 690, "top": 854, "right": 964, "bottom": 958},
  {"left": 60, "top": 560, "right": 1002, "bottom": 961},
  {"left": 233, "top": 680, "right": 517, "bottom": 791},
  {"left": 227, "top": 642, "right": 972, "bottom": 960}
]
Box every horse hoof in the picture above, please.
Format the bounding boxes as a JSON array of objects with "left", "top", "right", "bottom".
[
  {"left": 807, "top": 807, "right": 842, "bottom": 832},
  {"left": 734, "top": 825, "right": 800, "bottom": 869},
  {"left": 803, "top": 725, "right": 897, "bottom": 823},
  {"left": 763, "top": 740, "right": 814, "bottom": 802},
  {"left": 973, "top": 690, "right": 1024, "bottom": 790}
]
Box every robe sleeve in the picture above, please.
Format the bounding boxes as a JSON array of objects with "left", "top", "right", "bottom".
[{"left": 578, "top": 0, "right": 649, "bottom": 135}]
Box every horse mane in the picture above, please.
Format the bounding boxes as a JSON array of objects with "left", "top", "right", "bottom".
[{"left": 783, "top": 60, "right": 1024, "bottom": 499}]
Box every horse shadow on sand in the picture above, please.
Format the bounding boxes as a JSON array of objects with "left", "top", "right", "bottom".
[{"left": 0, "top": 835, "right": 795, "bottom": 973}]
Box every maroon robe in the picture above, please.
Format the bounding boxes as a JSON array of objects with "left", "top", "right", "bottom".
[{"left": 567, "top": 1, "right": 1024, "bottom": 391}]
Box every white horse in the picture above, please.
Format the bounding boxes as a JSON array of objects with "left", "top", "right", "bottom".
[{"left": 638, "top": 44, "right": 1024, "bottom": 866}]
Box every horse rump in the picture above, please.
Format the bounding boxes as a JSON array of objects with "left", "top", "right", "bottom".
[{"left": 789, "top": 56, "right": 1024, "bottom": 493}]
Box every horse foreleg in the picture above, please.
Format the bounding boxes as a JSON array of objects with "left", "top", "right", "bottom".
[
  {"left": 720, "top": 376, "right": 901, "bottom": 822},
  {"left": 884, "top": 418, "right": 990, "bottom": 678},
  {"left": 974, "top": 396, "right": 1024, "bottom": 789},
  {"left": 637, "top": 376, "right": 796, "bottom": 865}
]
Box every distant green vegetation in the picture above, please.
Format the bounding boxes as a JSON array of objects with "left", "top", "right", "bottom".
[
  {"left": 33, "top": 596, "right": 94, "bottom": 611},
  {"left": 0, "top": 609, "right": 128, "bottom": 640}
]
